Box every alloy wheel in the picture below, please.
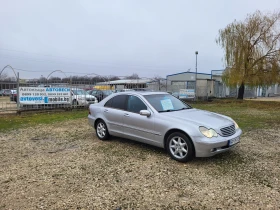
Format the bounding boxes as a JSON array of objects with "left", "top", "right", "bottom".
[
  {"left": 97, "top": 122, "right": 106, "bottom": 138},
  {"left": 169, "top": 136, "right": 188, "bottom": 159}
]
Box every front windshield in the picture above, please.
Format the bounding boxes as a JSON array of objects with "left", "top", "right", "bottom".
[
  {"left": 103, "top": 90, "right": 113, "bottom": 95},
  {"left": 144, "top": 94, "right": 192, "bottom": 112}
]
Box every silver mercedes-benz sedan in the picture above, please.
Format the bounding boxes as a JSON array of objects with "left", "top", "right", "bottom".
[{"left": 88, "top": 92, "right": 242, "bottom": 162}]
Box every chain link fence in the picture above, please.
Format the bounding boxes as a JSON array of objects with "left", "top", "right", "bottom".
[
  {"left": 1, "top": 74, "right": 271, "bottom": 114},
  {"left": 0, "top": 77, "right": 219, "bottom": 113}
]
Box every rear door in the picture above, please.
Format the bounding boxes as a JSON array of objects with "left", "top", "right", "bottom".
[{"left": 102, "top": 95, "right": 127, "bottom": 136}]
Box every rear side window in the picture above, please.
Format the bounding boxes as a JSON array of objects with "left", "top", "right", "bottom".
[
  {"left": 104, "top": 98, "right": 113, "bottom": 107},
  {"left": 104, "top": 95, "right": 127, "bottom": 110}
]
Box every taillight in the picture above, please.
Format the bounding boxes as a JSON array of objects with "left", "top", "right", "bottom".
[{"left": 88, "top": 108, "right": 91, "bottom": 115}]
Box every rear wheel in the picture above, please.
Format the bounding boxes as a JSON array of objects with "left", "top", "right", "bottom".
[
  {"left": 167, "top": 132, "right": 194, "bottom": 162},
  {"left": 72, "top": 100, "right": 78, "bottom": 106},
  {"left": 96, "top": 120, "right": 110, "bottom": 140}
]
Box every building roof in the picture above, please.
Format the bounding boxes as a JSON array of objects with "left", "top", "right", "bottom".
[
  {"left": 97, "top": 79, "right": 152, "bottom": 85},
  {"left": 211, "top": 69, "right": 225, "bottom": 79},
  {"left": 166, "top": 71, "right": 212, "bottom": 77}
]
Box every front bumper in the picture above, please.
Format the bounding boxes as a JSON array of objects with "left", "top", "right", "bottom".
[
  {"left": 193, "top": 128, "right": 242, "bottom": 157},
  {"left": 86, "top": 99, "right": 98, "bottom": 104}
]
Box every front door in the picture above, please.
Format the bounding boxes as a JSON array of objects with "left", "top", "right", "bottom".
[{"left": 122, "top": 95, "right": 155, "bottom": 143}]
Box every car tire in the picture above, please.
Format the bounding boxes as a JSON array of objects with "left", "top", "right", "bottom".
[
  {"left": 96, "top": 120, "right": 110, "bottom": 140},
  {"left": 166, "top": 132, "right": 194, "bottom": 162},
  {"left": 72, "top": 100, "right": 78, "bottom": 106}
]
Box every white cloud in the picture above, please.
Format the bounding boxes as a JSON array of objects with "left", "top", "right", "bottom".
[{"left": 0, "top": 0, "right": 279, "bottom": 78}]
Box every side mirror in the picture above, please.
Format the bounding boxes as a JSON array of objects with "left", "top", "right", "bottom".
[{"left": 140, "top": 110, "right": 151, "bottom": 117}]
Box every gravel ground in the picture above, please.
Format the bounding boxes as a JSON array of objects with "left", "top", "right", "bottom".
[{"left": 0, "top": 118, "right": 279, "bottom": 209}]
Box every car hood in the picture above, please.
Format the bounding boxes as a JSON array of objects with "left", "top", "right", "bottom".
[
  {"left": 87, "top": 95, "right": 96, "bottom": 98},
  {"left": 82, "top": 95, "right": 96, "bottom": 99},
  {"left": 74, "top": 94, "right": 96, "bottom": 99},
  {"left": 160, "top": 108, "right": 233, "bottom": 128}
]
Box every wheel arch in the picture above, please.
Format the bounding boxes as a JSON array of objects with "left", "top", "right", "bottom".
[
  {"left": 164, "top": 129, "right": 196, "bottom": 156},
  {"left": 72, "top": 99, "right": 78, "bottom": 105},
  {"left": 94, "top": 118, "right": 104, "bottom": 129}
]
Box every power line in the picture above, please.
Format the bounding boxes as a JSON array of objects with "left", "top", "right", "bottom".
[
  {"left": 11, "top": 67, "right": 122, "bottom": 77},
  {"left": 0, "top": 47, "right": 188, "bottom": 72}
]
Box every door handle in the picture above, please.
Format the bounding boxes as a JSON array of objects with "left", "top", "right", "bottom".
[
  {"left": 124, "top": 113, "right": 129, "bottom": 117},
  {"left": 104, "top": 109, "right": 109, "bottom": 113}
]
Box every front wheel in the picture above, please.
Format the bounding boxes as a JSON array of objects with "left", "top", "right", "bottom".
[
  {"left": 72, "top": 100, "right": 78, "bottom": 106},
  {"left": 95, "top": 120, "right": 110, "bottom": 140},
  {"left": 166, "top": 132, "right": 194, "bottom": 162}
]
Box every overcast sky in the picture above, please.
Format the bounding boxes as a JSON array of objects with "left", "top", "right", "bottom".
[{"left": 0, "top": 0, "right": 279, "bottom": 79}]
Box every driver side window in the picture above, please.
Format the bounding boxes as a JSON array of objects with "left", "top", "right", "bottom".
[{"left": 127, "top": 95, "right": 147, "bottom": 113}]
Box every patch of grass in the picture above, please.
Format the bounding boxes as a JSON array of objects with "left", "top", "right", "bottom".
[
  {"left": 1, "top": 99, "right": 280, "bottom": 133},
  {"left": 189, "top": 99, "right": 280, "bottom": 131},
  {"left": 0, "top": 110, "right": 88, "bottom": 132}
]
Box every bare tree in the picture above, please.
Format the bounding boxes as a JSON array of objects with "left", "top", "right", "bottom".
[
  {"left": 48, "top": 76, "right": 62, "bottom": 83},
  {"left": 125, "top": 73, "right": 140, "bottom": 79},
  {"left": 107, "top": 75, "right": 120, "bottom": 81},
  {"left": 152, "top": 75, "right": 166, "bottom": 91},
  {"left": 0, "top": 72, "right": 8, "bottom": 81},
  {"left": 216, "top": 10, "right": 280, "bottom": 99},
  {"left": 39, "top": 76, "right": 47, "bottom": 83}
]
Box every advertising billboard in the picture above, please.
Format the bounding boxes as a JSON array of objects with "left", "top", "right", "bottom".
[{"left": 19, "top": 87, "right": 71, "bottom": 105}]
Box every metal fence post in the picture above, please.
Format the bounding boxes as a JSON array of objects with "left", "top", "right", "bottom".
[
  {"left": 206, "top": 81, "right": 208, "bottom": 101},
  {"left": 70, "top": 77, "right": 72, "bottom": 110}
]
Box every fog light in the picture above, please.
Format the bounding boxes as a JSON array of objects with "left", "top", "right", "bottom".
[{"left": 210, "top": 148, "right": 217, "bottom": 152}]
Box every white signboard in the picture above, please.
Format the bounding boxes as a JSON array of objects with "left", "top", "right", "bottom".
[
  {"left": 19, "top": 87, "right": 71, "bottom": 105},
  {"left": 179, "top": 89, "right": 195, "bottom": 99},
  {"left": 160, "top": 99, "right": 174, "bottom": 110}
]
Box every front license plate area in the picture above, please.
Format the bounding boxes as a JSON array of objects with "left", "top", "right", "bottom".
[{"left": 228, "top": 136, "right": 240, "bottom": 146}]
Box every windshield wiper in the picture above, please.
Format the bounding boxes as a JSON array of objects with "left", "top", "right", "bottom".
[
  {"left": 159, "top": 107, "right": 192, "bottom": 113},
  {"left": 177, "top": 107, "right": 192, "bottom": 110},
  {"left": 158, "top": 109, "right": 174, "bottom": 113}
]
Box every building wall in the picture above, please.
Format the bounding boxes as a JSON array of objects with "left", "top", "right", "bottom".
[
  {"left": 256, "top": 84, "right": 280, "bottom": 97},
  {"left": 165, "top": 70, "right": 276, "bottom": 99},
  {"left": 166, "top": 72, "right": 211, "bottom": 81},
  {"left": 196, "top": 80, "right": 216, "bottom": 98},
  {"left": 0, "top": 81, "right": 17, "bottom": 90},
  {"left": 212, "top": 75, "right": 223, "bottom": 82}
]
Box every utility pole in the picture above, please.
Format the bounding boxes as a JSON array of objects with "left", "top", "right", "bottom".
[{"left": 195, "top": 51, "right": 198, "bottom": 100}]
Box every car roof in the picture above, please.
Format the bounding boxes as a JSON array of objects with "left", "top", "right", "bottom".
[{"left": 116, "top": 91, "right": 167, "bottom": 96}]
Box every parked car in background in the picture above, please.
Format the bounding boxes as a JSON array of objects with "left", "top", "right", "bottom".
[
  {"left": 120, "top": 89, "right": 135, "bottom": 92},
  {"left": 113, "top": 89, "right": 135, "bottom": 93},
  {"left": 10, "top": 89, "right": 17, "bottom": 102},
  {"left": 133, "top": 88, "right": 152, "bottom": 91},
  {"left": 71, "top": 88, "right": 98, "bottom": 106},
  {"left": 88, "top": 91, "right": 242, "bottom": 162},
  {"left": 1, "top": 89, "right": 11, "bottom": 96},
  {"left": 87, "top": 89, "right": 114, "bottom": 102}
]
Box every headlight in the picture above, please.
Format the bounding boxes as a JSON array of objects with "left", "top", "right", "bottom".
[
  {"left": 199, "top": 126, "right": 218, "bottom": 138},
  {"left": 233, "top": 121, "right": 239, "bottom": 129}
]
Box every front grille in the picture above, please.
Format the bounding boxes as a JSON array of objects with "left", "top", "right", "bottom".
[{"left": 220, "top": 124, "right": 235, "bottom": 137}]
